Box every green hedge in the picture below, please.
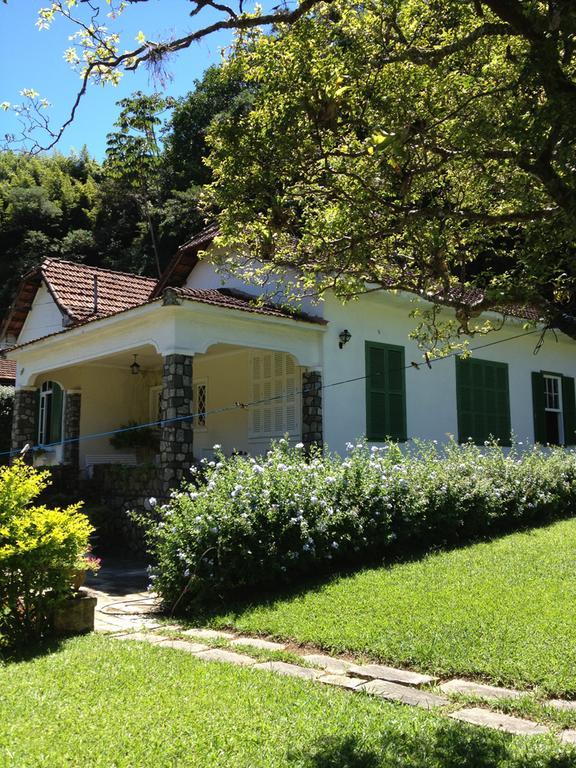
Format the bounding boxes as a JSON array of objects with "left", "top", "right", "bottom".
[{"left": 143, "top": 440, "right": 576, "bottom": 611}]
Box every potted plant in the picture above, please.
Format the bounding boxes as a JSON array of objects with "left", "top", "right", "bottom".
[
  {"left": 72, "top": 548, "right": 101, "bottom": 591},
  {"left": 109, "top": 421, "right": 160, "bottom": 463}
]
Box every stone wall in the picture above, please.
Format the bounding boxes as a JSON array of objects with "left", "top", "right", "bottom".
[
  {"left": 302, "top": 370, "right": 323, "bottom": 451},
  {"left": 160, "top": 354, "right": 194, "bottom": 493},
  {"left": 87, "top": 464, "right": 163, "bottom": 554},
  {"left": 10, "top": 388, "right": 37, "bottom": 463},
  {"left": 63, "top": 392, "right": 81, "bottom": 468}
]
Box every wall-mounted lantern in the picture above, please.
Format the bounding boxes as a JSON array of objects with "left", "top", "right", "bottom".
[{"left": 338, "top": 329, "right": 352, "bottom": 349}]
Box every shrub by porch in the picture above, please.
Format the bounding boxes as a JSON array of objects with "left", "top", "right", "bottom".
[{"left": 0, "top": 461, "right": 95, "bottom": 647}]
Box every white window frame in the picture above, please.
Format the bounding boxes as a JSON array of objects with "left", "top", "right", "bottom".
[
  {"left": 543, "top": 374, "right": 564, "bottom": 445},
  {"left": 149, "top": 385, "right": 163, "bottom": 424},
  {"left": 193, "top": 378, "right": 208, "bottom": 431},
  {"left": 249, "top": 351, "right": 300, "bottom": 440}
]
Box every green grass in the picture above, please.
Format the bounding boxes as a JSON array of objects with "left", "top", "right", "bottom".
[
  {"left": 205, "top": 518, "right": 576, "bottom": 696},
  {"left": 0, "top": 635, "right": 573, "bottom": 768}
]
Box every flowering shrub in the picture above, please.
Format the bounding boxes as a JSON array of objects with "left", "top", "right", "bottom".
[
  {"left": 144, "top": 440, "right": 576, "bottom": 610},
  {"left": 0, "top": 460, "right": 93, "bottom": 646}
]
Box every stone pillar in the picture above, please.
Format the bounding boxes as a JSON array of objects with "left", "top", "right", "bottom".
[
  {"left": 160, "top": 354, "right": 194, "bottom": 494},
  {"left": 63, "top": 390, "right": 81, "bottom": 469},
  {"left": 302, "top": 370, "right": 323, "bottom": 452},
  {"left": 10, "top": 387, "right": 37, "bottom": 463}
]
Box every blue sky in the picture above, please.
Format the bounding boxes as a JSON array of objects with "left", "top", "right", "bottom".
[{"left": 0, "top": 1, "right": 245, "bottom": 159}]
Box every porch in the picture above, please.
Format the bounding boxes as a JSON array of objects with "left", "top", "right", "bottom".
[{"left": 9, "top": 289, "right": 325, "bottom": 521}]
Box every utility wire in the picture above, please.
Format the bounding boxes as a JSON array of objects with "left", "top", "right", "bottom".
[{"left": 2, "top": 328, "right": 541, "bottom": 459}]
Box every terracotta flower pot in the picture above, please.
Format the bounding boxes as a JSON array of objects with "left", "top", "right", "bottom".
[{"left": 72, "top": 569, "right": 87, "bottom": 591}]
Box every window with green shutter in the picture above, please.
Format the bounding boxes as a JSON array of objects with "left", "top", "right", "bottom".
[
  {"left": 38, "top": 380, "right": 63, "bottom": 446},
  {"left": 456, "top": 357, "right": 511, "bottom": 445},
  {"left": 365, "top": 342, "right": 407, "bottom": 441},
  {"left": 532, "top": 371, "right": 576, "bottom": 445}
]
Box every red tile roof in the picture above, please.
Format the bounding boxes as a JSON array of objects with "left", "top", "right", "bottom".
[
  {"left": 166, "top": 286, "right": 326, "bottom": 324},
  {"left": 1, "top": 259, "right": 158, "bottom": 341},
  {"left": 152, "top": 224, "right": 218, "bottom": 296},
  {"left": 41, "top": 259, "right": 157, "bottom": 322},
  {"left": 0, "top": 359, "right": 16, "bottom": 381}
]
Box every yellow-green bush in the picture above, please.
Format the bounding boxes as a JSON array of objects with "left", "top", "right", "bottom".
[{"left": 0, "top": 460, "right": 93, "bottom": 646}]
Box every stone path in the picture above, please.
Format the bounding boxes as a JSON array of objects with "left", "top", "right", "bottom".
[{"left": 85, "top": 565, "right": 576, "bottom": 747}]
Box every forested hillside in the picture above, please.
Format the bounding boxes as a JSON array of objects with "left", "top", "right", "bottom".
[{"left": 0, "top": 65, "right": 244, "bottom": 323}]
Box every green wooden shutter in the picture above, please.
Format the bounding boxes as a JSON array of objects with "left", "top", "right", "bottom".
[
  {"left": 456, "top": 358, "right": 510, "bottom": 445},
  {"left": 49, "top": 384, "right": 63, "bottom": 444},
  {"left": 562, "top": 376, "right": 576, "bottom": 446},
  {"left": 365, "top": 342, "right": 406, "bottom": 441},
  {"left": 531, "top": 372, "right": 546, "bottom": 444}
]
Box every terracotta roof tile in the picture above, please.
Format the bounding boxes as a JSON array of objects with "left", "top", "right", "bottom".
[
  {"left": 152, "top": 223, "right": 218, "bottom": 296},
  {"left": 0, "top": 359, "right": 16, "bottom": 381},
  {"left": 168, "top": 287, "right": 326, "bottom": 324},
  {"left": 41, "top": 259, "right": 157, "bottom": 321}
]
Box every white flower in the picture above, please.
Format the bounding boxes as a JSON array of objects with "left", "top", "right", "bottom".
[
  {"left": 295, "top": 442, "right": 304, "bottom": 449},
  {"left": 213, "top": 444, "right": 222, "bottom": 450},
  {"left": 331, "top": 541, "right": 339, "bottom": 549},
  {"left": 346, "top": 442, "right": 354, "bottom": 451},
  {"left": 148, "top": 496, "right": 157, "bottom": 507},
  {"left": 253, "top": 464, "right": 264, "bottom": 474}
]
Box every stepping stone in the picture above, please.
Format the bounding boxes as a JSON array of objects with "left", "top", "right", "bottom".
[
  {"left": 182, "top": 628, "right": 235, "bottom": 640},
  {"left": 450, "top": 708, "right": 549, "bottom": 736},
  {"left": 548, "top": 699, "right": 576, "bottom": 711},
  {"left": 158, "top": 639, "right": 209, "bottom": 653},
  {"left": 559, "top": 730, "right": 576, "bottom": 745},
  {"left": 253, "top": 661, "right": 322, "bottom": 680},
  {"left": 303, "top": 654, "right": 353, "bottom": 675},
  {"left": 440, "top": 679, "right": 523, "bottom": 701},
  {"left": 231, "top": 637, "right": 287, "bottom": 651},
  {"left": 349, "top": 663, "right": 437, "bottom": 687},
  {"left": 361, "top": 679, "right": 447, "bottom": 709},
  {"left": 114, "top": 632, "right": 169, "bottom": 644},
  {"left": 318, "top": 674, "right": 366, "bottom": 690},
  {"left": 194, "top": 648, "right": 256, "bottom": 666}
]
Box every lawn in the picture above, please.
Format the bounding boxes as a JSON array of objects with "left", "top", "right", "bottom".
[
  {"left": 206, "top": 518, "right": 576, "bottom": 696},
  {"left": 0, "top": 635, "right": 572, "bottom": 768}
]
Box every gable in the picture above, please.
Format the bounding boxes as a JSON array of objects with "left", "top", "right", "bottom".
[
  {"left": 18, "top": 283, "right": 66, "bottom": 346},
  {"left": 1, "top": 259, "right": 158, "bottom": 346}
]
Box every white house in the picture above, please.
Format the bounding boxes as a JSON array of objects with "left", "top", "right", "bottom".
[{"left": 2, "top": 226, "right": 575, "bottom": 498}]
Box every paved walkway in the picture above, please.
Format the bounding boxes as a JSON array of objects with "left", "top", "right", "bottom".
[
  {"left": 86, "top": 559, "right": 162, "bottom": 632},
  {"left": 85, "top": 565, "right": 576, "bottom": 747}
]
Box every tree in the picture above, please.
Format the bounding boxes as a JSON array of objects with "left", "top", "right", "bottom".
[
  {"left": 6, "top": 1, "right": 576, "bottom": 346},
  {"left": 0, "top": 150, "right": 101, "bottom": 311},
  {"left": 200, "top": 0, "right": 576, "bottom": 346},
  {"left": 104, "top": 92, "right": 172, "bottom": 276},
  {"left": 5, "top": 1, "right": 328, "bottom": 153}
]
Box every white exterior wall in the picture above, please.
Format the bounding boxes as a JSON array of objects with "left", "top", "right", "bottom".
[
  {"left": 18, "top": 283, "right": 65, "bottom": 345},
  {"left": 320, "top": 292, "right": 576, "bottom": 454},
  {"left": 185, "top": 259, "right": 324, "bottom": 318}
]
